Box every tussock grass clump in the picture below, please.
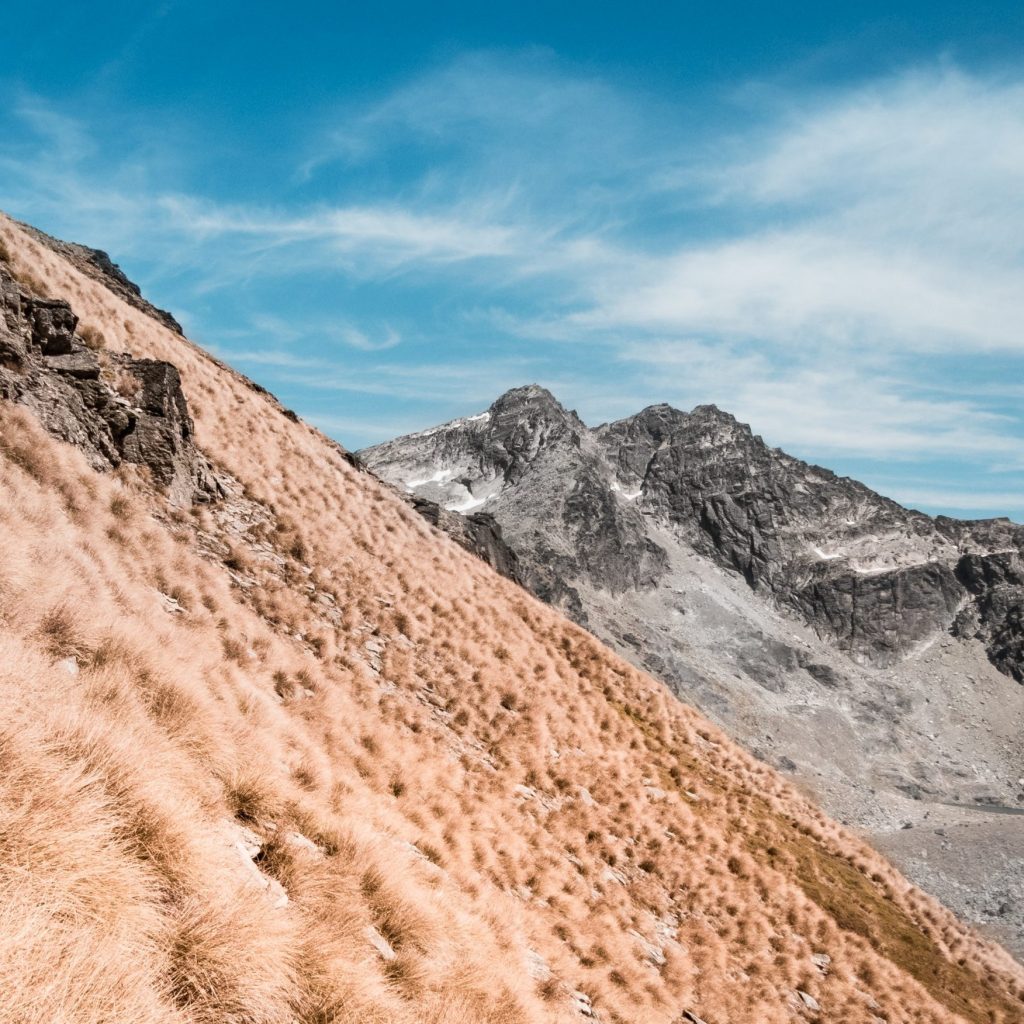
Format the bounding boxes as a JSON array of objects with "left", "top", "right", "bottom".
[{"left": 78, "top": 322, "right": 106, "bottom": 351}]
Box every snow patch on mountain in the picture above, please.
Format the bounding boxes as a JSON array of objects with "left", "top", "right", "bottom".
[
  {"left": 404, "top": 410, "right": 491, "bottom": 441},
  {"left": 611, "top": 480, "right": 643, "bottom": 501},
  {"left": 405, "top": 466, "right": 457, "bottom": 489}
]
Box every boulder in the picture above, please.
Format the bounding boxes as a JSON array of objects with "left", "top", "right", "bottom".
[
  {"left": 796, "top": 989, "right": 820, "bottom": 1011},
  {"left": 29, "top": 298, "right": 77, "bottom": 355},
  {"left": 0, "top": 272, "right": 25, "bottom": 362},
  {"left": 45, "top": 350, "right": 101, "bottom": 380},
  {"left": 118, "top": 357, "right": 219, "bottom": 505}
]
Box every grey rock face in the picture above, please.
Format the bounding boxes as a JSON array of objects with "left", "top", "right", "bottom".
[
  {"left": 28, "top": 298, "right": 78, "bottom": 355},
  {"left": 361, "top": 385, "right": 1024, "bottom": 957},
  {"left": 407, "top": 495, "right": 522, "bottom": 584},
  {"left": 954, "top": 551, "right": 1024, "bottom": 682},
  {"left": 0, "top": 271, "right": 26, "bottom": 362},
  {"left": 790, "top": 561, "right": 968, "bottom": 664},
  {"left": 0, "top": 264, "right": 219, "bottom": 505},
  {"left": 364, "top": 385, "right": 666, "bottom": 624},
  {"left": 596, "top": 402, "right": 1024, "bottom": 671}
]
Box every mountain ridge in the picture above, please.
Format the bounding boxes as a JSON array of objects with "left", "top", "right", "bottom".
[
  {"left": 364, "top": 382, "right": 1024, "bottom": 673},
  {"left": 361, "top": 382, "right": 1024, "bottom": 957}
]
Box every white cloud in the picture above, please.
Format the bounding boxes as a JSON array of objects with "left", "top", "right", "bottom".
[
  {"left": 573, "top": 231, "right": 1024, "bottom": 352},
  {"left": 338, "top": 324, "right": 401, "bottom": 352},
  {"left": 155, "top": 194, "right": 522, "bottom": 266},
  {"left": 617, "top": 338, "right": 1022, "bottom": 465},
  {"left": 1, "top": 60, "right": 1022, "bottom": 499},
  {"left": 565, "top": 68, "right": 1024, "bottom": 355},
  {"left": 873, "top": 486, "right": 1024, "bottom": 514},
  {"left": 715, "top": 69, "right": 1024, "bottom": 254}
]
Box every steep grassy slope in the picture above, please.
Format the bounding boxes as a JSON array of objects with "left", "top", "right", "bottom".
[{"left": 0, "top": 212, "right": 1022, "bottom": 1024}]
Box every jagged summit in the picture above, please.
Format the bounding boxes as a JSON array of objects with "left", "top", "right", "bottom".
[
  {"left": 688, "top": 401, "right": 735, "bottom": 420},
  {"left": 490, "top": 382, "right": 564, "bottom": 409},
  {"left": 599, "top": 400, "right": 738, "bottom": 430},
  {"left": 488, "top": 384, "right": 586, "bottom": 446}
]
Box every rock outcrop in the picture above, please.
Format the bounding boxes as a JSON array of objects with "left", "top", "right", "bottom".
[
  {"left": 16, "top": 220, "right": 184, "bottom": 334},
  {"left": 0, "top": 263, "right": 219, "bottom": 505},
  {"left": 599, "top": 402, "right": 1024, "bottom": 673},
  {"left": 407, "top": 495, "right": 522, "bottom": 583},
  {"left": 363, "top": 385, "right": 667, "bottom": 625},
  {"left": 954, "top": 551, "right": 1024, "bottom": 682}
]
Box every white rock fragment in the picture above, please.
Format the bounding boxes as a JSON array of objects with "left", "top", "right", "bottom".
[
  {"left": 811, "top": 952, "right": 832, "bottom": 973},
  {"left": 796, "top": 989, "right": 821, "bottom": 1011},
  {"left": 525, "top": 948, "right": 551, "bottom": 981},
  {"left": 286, "top": 831, "right": 325, "bottom": 859},
  {"left": 601, "top": 866, "right": 627, "bottom": 885},
  {"left": 571, "top": 989, "right": 595, "bottom": 1017},
  {"left": 232, "top": 825, "right": 289, "bottom": 908},
  {"left": 364, "top": 924, "right": 396, "bottom": 961},
  {"left": 628, "top": 929, "right": 666, "bottom": 967}
]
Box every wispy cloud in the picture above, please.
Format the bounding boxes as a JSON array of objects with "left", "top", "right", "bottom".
[
  {"left": 872, "top": 487, "right": 1024, "bottom": 514},
  {"left": 0, "top": 55, "right": 1021, "bottom": 515},
  {"left": 155, "top": 194, "right": 524, "bottom": 266},
  {"left": 339, "top": 325, "right": 401, "bottom": 352},
  {"left": 615, "top": 338, "right": 1022, "bottom": 465}
]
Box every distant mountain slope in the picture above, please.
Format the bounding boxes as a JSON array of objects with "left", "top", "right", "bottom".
[
  {"left": 363, "top": 385, "right": 1024, "bottom": 679},
  {"left": 361, "top": 385, "right": 1024, "bottom": 957},
  {"left": 2, "top": 212, "right": 1023, "bottom": 1024}
]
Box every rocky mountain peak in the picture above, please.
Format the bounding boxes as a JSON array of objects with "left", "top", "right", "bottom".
[
  {"left": 596, "top": 400, "right": 756, "bottom": 489},
  {"left": 680, "top": 403, "right": 759, "bottom": 449},
  {"left": 688, "top": 401, "right": 739, "bottom": 422},
  {"left": 487, "top": 383, "right": 584, "bottom": 443},
  {"left": 489, "top": 382, "right": 562, "bottom": 412}
]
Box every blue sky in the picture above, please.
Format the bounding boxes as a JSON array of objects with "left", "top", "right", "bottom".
[{"left": 2, "top": 2, "right": 1023, "bottom": 520}]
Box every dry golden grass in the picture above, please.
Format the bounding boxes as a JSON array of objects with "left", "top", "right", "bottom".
[{"left": 0, "top": 210, "right": 1022, "bottom": 1024}]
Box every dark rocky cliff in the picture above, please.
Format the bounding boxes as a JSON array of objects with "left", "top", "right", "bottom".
[
  {"left": 0, "top": 260, "right": 218, "bottom": 506},
  {"left": 407, "top": 494, "right": 523, "bottom": 584},
  {"left": 596, "top": 401, "right": 1024, "bottom": 674}
]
